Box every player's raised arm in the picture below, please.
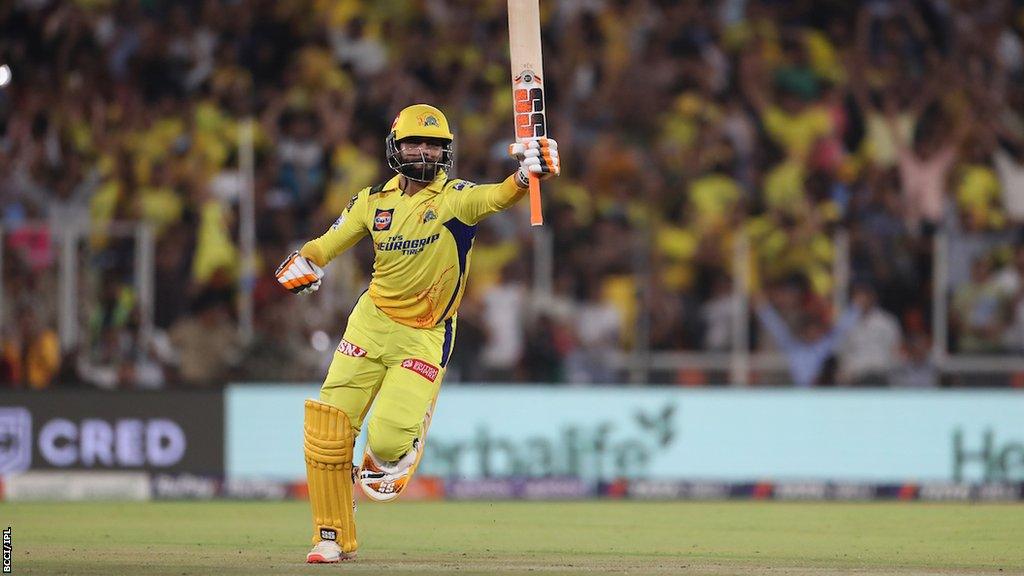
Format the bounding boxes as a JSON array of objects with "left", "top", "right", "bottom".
[
  {"left": 446, "top": 137, "right": 560, "bottom": 225},
  {"left": 275, "top": 188, "right": 370, "bottom": 295}
]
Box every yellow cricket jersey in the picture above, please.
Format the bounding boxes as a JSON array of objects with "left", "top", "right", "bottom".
[{"left": 300, "top": 171, "right": 527, "bottom": 328}]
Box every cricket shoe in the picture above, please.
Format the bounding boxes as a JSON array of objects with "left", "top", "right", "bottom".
[
  {"left": 358, "top": 439, "right": 420, "bottom": 502},
  {"left": 306, "top": 539, "right": 356, "bottom": 563}
]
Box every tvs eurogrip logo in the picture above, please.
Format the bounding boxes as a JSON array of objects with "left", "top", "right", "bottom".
[{"left": 401, "top": 358, "right": 440, "bottom": 382}]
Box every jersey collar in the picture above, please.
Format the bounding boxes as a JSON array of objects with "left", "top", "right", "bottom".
[{"left": 386, "top": 171, "right": 449, "bottom": 196}]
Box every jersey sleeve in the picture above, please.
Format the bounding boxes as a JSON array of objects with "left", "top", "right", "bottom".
[
  {"left": 444, "top": 175, "right": 527, "bottom": 225},
  {"left": 299, "top": 188, "right": 370, "bottom": 267}
]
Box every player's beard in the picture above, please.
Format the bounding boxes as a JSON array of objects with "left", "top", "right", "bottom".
[{"left": 399, "top": 152, "right": 440, "bottom": 182}]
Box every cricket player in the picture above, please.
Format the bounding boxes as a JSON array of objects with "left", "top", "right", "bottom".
[{"left": 275, "top": 104, "right": 559, "bottom": 563}]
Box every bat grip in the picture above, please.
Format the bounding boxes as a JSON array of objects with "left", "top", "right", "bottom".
[{"left": 528, "top": 172, "right": 543, "bottom": 226}]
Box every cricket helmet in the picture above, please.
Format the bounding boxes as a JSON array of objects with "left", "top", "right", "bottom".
[{"left": 386, "top": 104, "right": 454, "bottom": 182}]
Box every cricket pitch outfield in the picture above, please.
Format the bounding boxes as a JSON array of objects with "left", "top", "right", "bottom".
[{"left": 2, "top": 501, "right": 1022, "bottom": 575}]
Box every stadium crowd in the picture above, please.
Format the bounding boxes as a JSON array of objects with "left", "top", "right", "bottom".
[{"left": 2, "top": 0, "right": 1024, "bottom": 389}]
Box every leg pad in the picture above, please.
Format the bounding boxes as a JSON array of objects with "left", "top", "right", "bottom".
[{"left": 304, "top": 399, "right": 357, "bottom": 553}]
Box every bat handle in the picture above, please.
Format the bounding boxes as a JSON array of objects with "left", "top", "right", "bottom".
[{"left": 528, "top": 172, "right": 543, "bottom": 226}]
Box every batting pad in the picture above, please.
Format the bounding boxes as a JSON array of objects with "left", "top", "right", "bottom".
[{"left": 304, "top": 399, "right": 358, "bottom": 553}]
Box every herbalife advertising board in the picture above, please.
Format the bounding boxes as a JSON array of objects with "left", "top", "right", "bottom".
[{"left": 225, "top": 386, "right": 1024, "bottom": 483}]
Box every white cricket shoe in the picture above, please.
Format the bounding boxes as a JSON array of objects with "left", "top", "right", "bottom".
[
  {"left": 306, "top": 539, "right": 356, "bottom": 563},
  {"left": 358, "top": 439, "right": 421, "bottom": 502}
]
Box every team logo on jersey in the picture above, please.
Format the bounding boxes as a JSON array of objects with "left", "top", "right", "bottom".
[
  {"left": 336, "top": 339, "right": 367, "bottom": 357},
  {"left": 418, "top": 114, "right": 440, "bottom": 127},
  {"left": 423, "top": 209, "right": 437, "bottom": 223},
  {"left": 374, "top": 208, "right": 394, "bottom": 231},
  {"left": 401, "top": 358, "right": 440, "bottom": 382}
]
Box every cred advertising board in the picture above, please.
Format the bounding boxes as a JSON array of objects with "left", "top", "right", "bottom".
[
  {"left": 227, "top": 386, "right": 1024, "bottom": 483},
  {"left": 0, "top": 391, "right": 223, "bottom": 474}
]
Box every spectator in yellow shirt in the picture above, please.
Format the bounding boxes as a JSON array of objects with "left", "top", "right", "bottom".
[{"left": 0, "top": 310, "right": 60, "bottom": 390}]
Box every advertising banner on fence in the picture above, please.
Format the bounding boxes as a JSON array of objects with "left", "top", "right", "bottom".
[
  {"left": 225, "top": 386, "right": 1024, "bottom": 483},
  {"left": 0, "top": 391, "right": 224, "bottom": 474}
]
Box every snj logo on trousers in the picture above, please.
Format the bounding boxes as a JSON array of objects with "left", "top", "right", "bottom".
[
  {"left": 401, "top": 359, "right": 439, "bottom": 382},
  {"left": 337, "top": 340, "right": 367, "bottom": 357}
]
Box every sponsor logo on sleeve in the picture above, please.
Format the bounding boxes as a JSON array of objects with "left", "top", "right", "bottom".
[
  {"left": 374, "top": 208, "right": 394, "bottom": 231},
  {"left": 336, "top": 339, "right": 367, "bottom": 357},
  {"left": 400, "top": 359, "right": 440, "bottom": 382},
  {"left": 451, "top": 180, "right": 476, "bottom": 191}
]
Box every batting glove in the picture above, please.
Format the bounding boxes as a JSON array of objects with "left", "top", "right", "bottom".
[
  {"left": 275, "top": 250, "right": 324, "bottom": 295},
  {"left": 510, "top": 137, "right": 560, "bottom": 187}
]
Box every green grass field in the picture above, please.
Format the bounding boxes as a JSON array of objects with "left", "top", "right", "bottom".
[{"left": 2, "top": 501, "right": 1022, "bottom": 575}]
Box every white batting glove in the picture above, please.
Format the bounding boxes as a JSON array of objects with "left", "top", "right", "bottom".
[
  {"left": 510, "top": 137, "right": 560, "bottom": 187},
  {"left": 275, "top": 250, "right": 324, "bottom": 295}
]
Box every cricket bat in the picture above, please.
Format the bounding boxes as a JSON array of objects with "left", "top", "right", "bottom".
[{"left": 508, "top": 0, "right": 547, "bottom": 226}]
